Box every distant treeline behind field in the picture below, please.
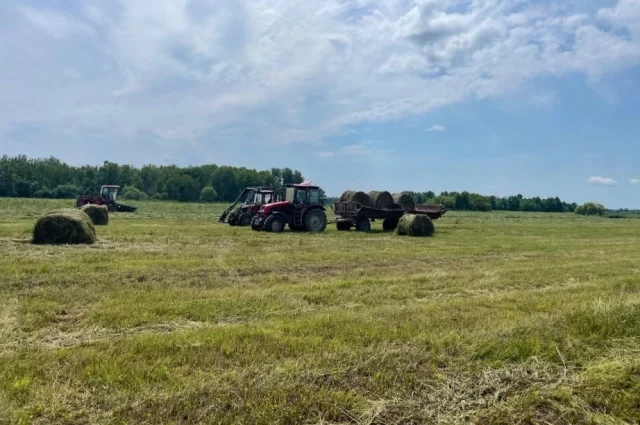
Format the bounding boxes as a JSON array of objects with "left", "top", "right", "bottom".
[
  {"left": 0, "top": 155, "right": 304, "bottom": 203},
  {"left": 0, "top": 154, "right": 604, "bottom": 212}
]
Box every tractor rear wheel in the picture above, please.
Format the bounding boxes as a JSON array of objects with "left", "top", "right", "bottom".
[
  {"left": 356, "top": 219, "right": 371, "bottom": 232},
  {"left": 304, "top": 209, "right": 327, "bottom": 232},
  {"left": 336, "top": 221, "right": 351, "bottom": 231},
  {"left": 239, "top": 213, "right": 253, "bottom": 226},
  {"left": 264, "top": 215, "right": 286, "bottom": 233},
  {"left": 383, "top": 218, "right": 399, "bottom": 231}
]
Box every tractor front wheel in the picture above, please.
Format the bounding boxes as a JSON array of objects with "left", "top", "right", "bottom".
[
  {"left": 239, "top": 213, "right": 253, "bottom": 226},
  {"left": 264, "top": 215, "right": 286, "bottom": 233},
  {"left": 304, "top": 209, "right": 327, "bottom": 232},
  {"left": 251, "top": 216, "right": 263, "bottom": 231}
]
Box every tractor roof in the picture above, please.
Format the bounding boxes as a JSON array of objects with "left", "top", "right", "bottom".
[
  {"left": 286, "top": 184, "right": 320, "bottom": 189},
  {"left": 102, "top": 185, "right": 121, "bottom": 188},
  {"left": 285, "top": 180, "right": 319, "bottom": 189}
]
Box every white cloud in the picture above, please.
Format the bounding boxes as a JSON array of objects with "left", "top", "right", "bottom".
[
  {"left": 1, "top": 0, "right": 640, "bottom": 152},
  {"left": 317, "top": 141, "right": 393, "bottom": 159},
  {"left": 19, "top": 6, "right": 93, "bottom": 39},
  {"left": 317, "top": 152, "right": 335, "bottom": 158},
  {"left": 426, "top": 124, "right": 446, "bottom": 132},
  {"left": 587, "top": 176, "right": 618, "bottom": 186},
  {"left": 630, "top": 178, "right": 640, "bottom": 185}
]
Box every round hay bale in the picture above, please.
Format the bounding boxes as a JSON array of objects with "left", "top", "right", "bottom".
[
  {"left": 80, "top": 204, "right": 109, "bottom": 225},
  {"left": 340, "top": 190, "right": 373, "bottom": 207},
  {"left": 368, "top": 191, "right": 394, "bottom": 210},
  {"left": 392, "top": 192, "right": 416, "bottom": 210},
  {"left": 395, "top": 214, "right": 434, "bottom": 237},
  {"left": 32, "top": 209, "right": 96, "bottom": 245}
]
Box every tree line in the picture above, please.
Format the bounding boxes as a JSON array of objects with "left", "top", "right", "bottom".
[
  {"left": 0, "top": 155, "right": 304, "bottom": 202},
  {"left": 405, "top": 191, "right": 577, "bottom": 212},
  {"left": 1, "top": 155, "right": 580, "bottom": 211}
]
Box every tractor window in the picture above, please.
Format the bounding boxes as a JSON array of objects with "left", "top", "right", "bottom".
[
  {"left": 309, "top": 189, "right": 320, "bottom": 203},
  {"left": 263, "top": 193, "right": 272, "bottom": 204},
  {"left": 285, "top": 187, "right": 295, "bottom": 202},
  {"left": 295, "top": 189, "right": 307, "bottom": 203}
]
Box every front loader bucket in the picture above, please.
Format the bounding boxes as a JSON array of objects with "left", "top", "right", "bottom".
[{"left": 115, "top": 203, "right": 137, "bottom": 212}]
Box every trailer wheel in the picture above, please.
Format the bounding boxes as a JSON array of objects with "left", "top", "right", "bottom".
[
  {"left": 355, "top": 219, "right": 371, "bottom": 232},
  {"left": 264, "top": 215, "right": 285, "bottom": 233},
  {"left": 336, "top": 221, "right": 351, "bottom": 231},
  {"left": 383, "top": 218, "right": 399, "bottom": 231},
  {"left": 305, "top": 209, "right": 327, "bottom": 232},
  {"left": 239, "top": 213, "right": 253, "bottom": 226}
]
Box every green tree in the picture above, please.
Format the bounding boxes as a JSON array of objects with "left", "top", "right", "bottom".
[
  {"left": 13, "top": 179, "right": 31, "bottom": 197},
  {"left": 469, "top": 194, "right": 492, "bottom": 211},
  {"left": 0, "top": 171, "right": 15, "bottom": 197},
  {"left": 120, "top": 186, "right": 149, "bottom": 200},
  {"left": 575, "top": 202, "right": 605, "bottom": 216},
  {"left": 507, "top": 195, "right": 520, "bottom": 211},
  {"left": 53, "top": 184, "right": 81, "bottom": 199},
  {"left": 166, "top": 175, "right": 200, "bottom": 202},
  {"left": 199, "top": 186, "right": 218, "bottom": 203}
]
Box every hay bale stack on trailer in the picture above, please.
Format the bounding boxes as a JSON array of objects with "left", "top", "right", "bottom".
[
  {"left": 334, "top": 190, "right": 445, "bottom": 233},
  {"left": 340, "top": 191, "right": 373, "bottom": 207},
  {"left": 368, "top": 191, "right": 394, "bottom": 210},
  {"left": 392, "top": 193, "right": 416, "bottom": 210}
]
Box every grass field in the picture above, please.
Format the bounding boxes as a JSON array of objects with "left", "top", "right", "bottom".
[{"left": 1, "top": 198, "right": 639, "bottom": 424}]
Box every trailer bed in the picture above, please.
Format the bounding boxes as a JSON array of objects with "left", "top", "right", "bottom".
[{"left": 334, "top": 202, "right": 447, "bottom": 220}]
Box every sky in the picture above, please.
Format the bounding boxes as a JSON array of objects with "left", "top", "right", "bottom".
[{"left": 1, "top": 0, "right": 639, "bottom": 207}]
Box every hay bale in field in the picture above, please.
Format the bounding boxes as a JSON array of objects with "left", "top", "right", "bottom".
[
  {"left": 392, "top": 192, "right": 416, "bottom": 210},
  {"left": 368, "top": 191, "right": 394, "bottom": 210},
  {"left": 80, "top": 204, "right": 109, "bottom": 225},
  {"left": 32, "top": 209, "right": 96, "bottom": 245},
  {"left": 340, "top": 190, "right": 373, "bottom": 207},
  {"left": 396, "top": 214, "right": 434, "bottom": 237}
]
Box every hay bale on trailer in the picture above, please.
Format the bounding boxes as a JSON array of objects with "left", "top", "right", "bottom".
[
  {"left": 368, "top": 191, "right": 394, "bottom": 210},
  {"left": 340, "top": 191, "right": 373, "bottom": 207},
  {"left": 80, "top": 204, "right": 109, "bottom": 225},
  {"left": 396, "top": 214, "right": 434, "bottom": 237},
  {"left": 392, "top": 192, "right": 416, "bottom": 210},
  {"left": 32, "top": 209, "right": 97, "bottom": 245}
]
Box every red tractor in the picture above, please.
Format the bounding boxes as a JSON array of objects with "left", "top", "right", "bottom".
[
  {"left": 252, "top": 182, "right": 327, "bottom": 232},
  {"left": 219, "top": 187, "right": 279, "bottom": 226},
  {"left": 75, "top": 185, "right": 137, "bottom": 212}
]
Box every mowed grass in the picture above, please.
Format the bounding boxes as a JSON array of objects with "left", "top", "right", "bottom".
[{"left": 1, "top": 197, "right": 640, "bottom": 424}]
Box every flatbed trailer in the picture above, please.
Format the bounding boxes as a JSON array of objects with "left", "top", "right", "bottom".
[{"left": 333, "top": 201, "right": 446, "bottom": 232}]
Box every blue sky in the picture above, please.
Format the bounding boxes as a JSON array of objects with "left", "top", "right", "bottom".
[{"left": 1, "top": 0, "right": 639, "bottom": 207}]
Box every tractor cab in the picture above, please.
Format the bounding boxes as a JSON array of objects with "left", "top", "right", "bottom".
[
  {"left": 100, "top": 185, "right": 120, "bottom": 202},
  {"left": 284, "top": 183, "right": 321, "bottom": 206},
  {"left": 253, "top": 189, "right": 276, "bottom": 206}
]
